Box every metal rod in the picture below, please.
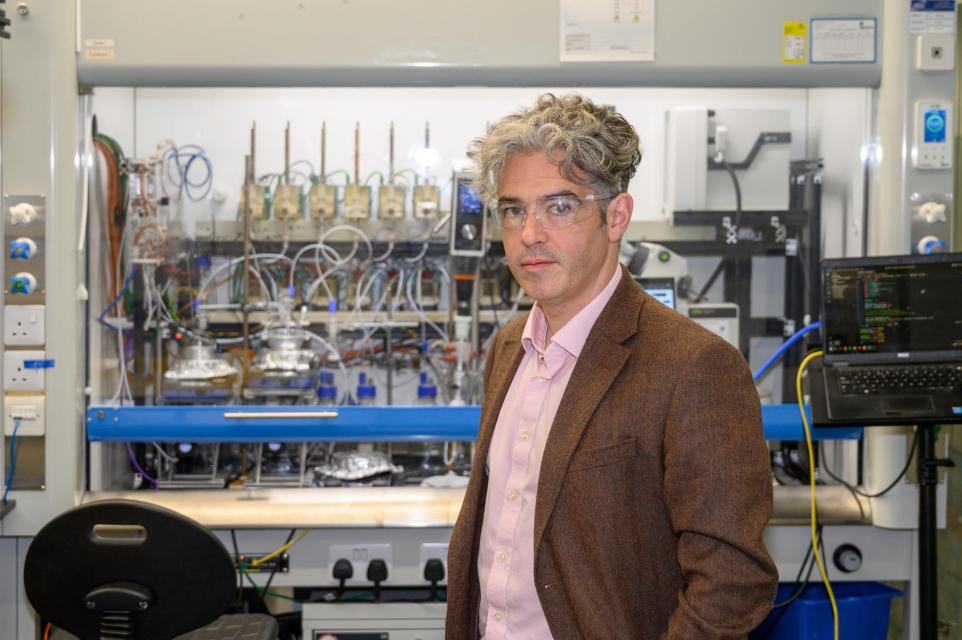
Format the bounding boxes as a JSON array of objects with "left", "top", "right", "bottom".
[
  {"left": 249, "top": 122, "right": 256, "bottom": 183},
  {"left": 223, "top": 412, "right": 339, "bottom": 419},
  {"left": 354, "top": 122, "right": 360, "bottom": 184},
  {"left": 242, "top": 147, "right": 253, "bottom": 377},
  {"left": 919, "top": 424, "right": 938, "bottom": 640},
  {"left": 388, "top": 121, "right": 395, "bottom": 184},
  {"left": 284, "top": 121, "right": 291, "bottom": 185},
  {"left": 254, "top": 443, "right": 263, "bottom": 484},
  {"left": 320, "top": 121, "right": 327, "bottom": 184}
]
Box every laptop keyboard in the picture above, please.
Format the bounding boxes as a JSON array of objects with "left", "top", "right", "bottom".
[{"left": 837, "top": 364, "right": 962, "bottom": 396}]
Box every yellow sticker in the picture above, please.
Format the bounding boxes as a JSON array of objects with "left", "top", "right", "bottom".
[
  {"left": 782, "top": 21, "right": 807, "bottom": 64},
  {"left": 84, "top": 49, "right": 115, "bottom": 61}
]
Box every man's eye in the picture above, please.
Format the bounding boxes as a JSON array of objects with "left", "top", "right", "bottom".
[
  {"left": 546, "top": 199, "right": 575, "bottom": 216},
  {"left": 500, "top": 206, "right": 524, "bottom": 218}
]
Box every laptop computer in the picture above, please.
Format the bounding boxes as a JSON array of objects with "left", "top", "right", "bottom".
[{"left": 811, "top": 253, "right": 962, "bottom": 426}]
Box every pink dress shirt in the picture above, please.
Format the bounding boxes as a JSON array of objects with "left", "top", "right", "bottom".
[{"left": 477, "top": 266, "right": 622, "bottom": 639}]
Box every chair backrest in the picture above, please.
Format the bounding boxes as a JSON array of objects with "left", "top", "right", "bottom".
[{"left": 24, "top": 499, "right": 236, "bottom": 640}]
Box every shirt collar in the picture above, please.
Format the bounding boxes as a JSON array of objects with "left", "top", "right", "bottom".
[{"left": 521, "top": 265, "right": 622, "bottom": 359}]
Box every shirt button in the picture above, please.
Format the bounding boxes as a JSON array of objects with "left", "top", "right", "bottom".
[
  {"left": 508, "top": 490, "right": 519, "bottom": 501},
  {"left": 520, "top": 431, "right": 530, "bottom": 441},
  {"left": 498, "top": 551, "right": 509, "bottom": 562},
  {"left": 493, "top": 612, "right": 503, "bottom": 622}
]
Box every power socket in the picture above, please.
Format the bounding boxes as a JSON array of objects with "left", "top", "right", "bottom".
[
  {"left": 328, "top": 543, "right": 392, "bottom": 586},
  {"left": 419, "top": 543, "right": 448, "bottom": 585},
  {"left": 4, "top": 305, "right": 45, "bottom": 346},
  {"left": 4, "top": 350, "right": 46, "bottom": 391},
  {"left": 4, "top": 394, "right": 44, "bottom": 436},
  {"left": 916, "top": 34, "right": 955, "bottom": 71}
]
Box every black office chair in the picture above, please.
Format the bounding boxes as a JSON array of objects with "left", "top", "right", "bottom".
[{"left": 24, "top": 499, "right": 277, "bottom": 640}]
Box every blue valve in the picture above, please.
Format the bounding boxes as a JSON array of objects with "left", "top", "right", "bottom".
[
  {"left": 9, "top": 238, "right": 36, "bottom": 260},
  {"left": 10, "top": 272, "right": 37, "bottom": 295}
]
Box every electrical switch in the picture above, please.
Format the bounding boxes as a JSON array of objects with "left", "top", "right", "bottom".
[
  {"left": 10, "top": 272, "right": 37, "bottom": 295},
  {"left": 10, "top": 238, "right": 37, "bottom": 260}
]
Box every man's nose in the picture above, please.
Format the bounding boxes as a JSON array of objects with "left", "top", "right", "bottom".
[{"left": 519, "top": 210, "right": 546, "bottom": 246}]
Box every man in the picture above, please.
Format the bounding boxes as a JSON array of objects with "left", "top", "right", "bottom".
[{"left": 445, "top": 94, "right": 777, "bottom": 640}]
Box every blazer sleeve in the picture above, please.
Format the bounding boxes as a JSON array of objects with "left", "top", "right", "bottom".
[{"left": 660, "top": 339, "right": 778, "bottom": 639}]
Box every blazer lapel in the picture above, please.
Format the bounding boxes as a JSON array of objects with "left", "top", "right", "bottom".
[{"left": 533, "top": 272, "right": 646, "bottom": 554}]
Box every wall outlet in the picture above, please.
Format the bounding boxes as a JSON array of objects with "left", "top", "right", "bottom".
[
  {"left": 4, "top": 350, "right": 46, "bottom": 391},
  {"left": 916, "top": 34, "right": 955, "bottom": 72},
  {"left": 4, "top": 394, "right": 44, "bottom": 436},
  {"left": 329, "top": 543, "right": 392, "bottom": 586},
  {"left": 419, "top": 543, "right": 448, "bottom": 585},
  {"left": 4, "top": 305, "right": 45, "bottom": 346}
]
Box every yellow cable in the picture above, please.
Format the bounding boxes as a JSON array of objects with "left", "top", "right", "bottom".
[
  {"left": 249, "top": 529, "right": 310, "bottom": 568},
  {"left": 796, "top": 349, "right": 838, "bottom": 640}
]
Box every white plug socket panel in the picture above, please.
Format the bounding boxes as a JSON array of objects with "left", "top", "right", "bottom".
[
  {"left": 4, "top": 305, "right": 45, "bottom": 346},
  {"left": 329, "top": 543, "right": 393, "bottom": 586},
  {"left": 419, "top": 542, "right": 449, "bottom": 585},
  {"left": 4, "top": 394, "right": 44, "bottom": 436},
  {"left": 916, "top": 34, "right": 955, "bottom": 71},
  {"left": 4, "top": 350, "right": 46, "bottom": 391}
]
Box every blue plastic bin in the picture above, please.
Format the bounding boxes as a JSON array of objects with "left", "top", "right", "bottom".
[{"left": 750, "top": 582, "right": 902, "bottom": 640}]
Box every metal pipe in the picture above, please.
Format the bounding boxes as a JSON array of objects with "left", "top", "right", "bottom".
[
  {"left": 249, "top": 122, "right": 256, "bottom": 183},
  {"left": 284, "top": 121, "right": 291, "bottom": 185},
  {"left": 354, "top": 122, "right": 360, "bottom": 184},
  {"left": 320, "top": 121, "right": 327, "bottom": 184},
  {"left": 242, "top": 149, "right": 252, "bottom": 370},
  {"left": 388, "top": 121, "right": 395, "bottom": 184}
]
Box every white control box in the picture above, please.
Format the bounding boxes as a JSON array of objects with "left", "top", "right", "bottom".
[
  {"left": 688, "top": 303, "right": 740, "bottom": 350},
  {"left": 4, "top": 394, "right": 45, "bottom": 436},
  {"left": 916, "top": 34, "right": 955, "bottom": 71},
  {"left": 4, "top": 304, "right": 45, "bottom": 346},
  {"left": 913, "top": 100, "right": 953, "bottom": 169}
]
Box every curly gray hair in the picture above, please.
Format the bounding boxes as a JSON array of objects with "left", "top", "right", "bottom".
[{"left": 468, "top": 93, "right": 642, "bottom": 207}]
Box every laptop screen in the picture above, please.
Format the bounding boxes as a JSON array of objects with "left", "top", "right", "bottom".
[{"left": 822, "top": 253, "right": 962, "bottom": 361}]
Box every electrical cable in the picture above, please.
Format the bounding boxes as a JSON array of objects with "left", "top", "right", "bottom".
[
  {"left": 2, "top": 418, "right": 22, "bottom": 505},
  {"left": 820, "top": 430, "right": 920, "bottom": 499},
  {"left": 123, "top": 443, "right": 160, "bottom": 490},
  {"left": 263, "top": 529, "right": 297, "bottom": 596},
  {"left": 753, "top": 321, "right": 822, "bottom": 382},
  {"left": 43, "top": 622, "right": 51, "bottom": 640},
  {"left": 796, "top": 350, "right": 838, "bottom": 640},
  {"left": 762, "top": 528, "right": 825, "bottom": 639},
  {"left": 249, "top": 529, "right": 310, "bottom": 569}
]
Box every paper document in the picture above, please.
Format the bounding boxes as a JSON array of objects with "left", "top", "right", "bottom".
[{"left": 561, "top": 0, "right": 655, "bottom": 62}]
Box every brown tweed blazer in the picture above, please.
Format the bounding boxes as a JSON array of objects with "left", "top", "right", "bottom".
[{"left": 445, "top": 270, "right": 777, "bottom": 639}]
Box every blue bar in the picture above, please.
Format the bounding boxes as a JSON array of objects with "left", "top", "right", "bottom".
[
  {"left": 87, "top": 405, "right": 482, "bottom": 443},
  {"left": 762, "top": 403, "right": 862, "bottom": 441},
  {"left": 86, "top": 403, "right": 860, "bottom": 443}
]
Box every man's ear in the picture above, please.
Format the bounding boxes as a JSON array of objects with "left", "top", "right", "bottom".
[{"left": 606, "top": 193, "right": 633, "bottom": 242}]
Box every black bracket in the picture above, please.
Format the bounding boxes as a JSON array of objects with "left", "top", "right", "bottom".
[{"left": 708, "top": 132, "right": 791, "bottom": 171}]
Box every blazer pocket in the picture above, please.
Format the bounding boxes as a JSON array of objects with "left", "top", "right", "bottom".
[{"left": 568, "top": 438, "right": 638, "bottom": 472}]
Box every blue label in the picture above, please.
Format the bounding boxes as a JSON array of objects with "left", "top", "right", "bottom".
[
  {"left": 911, "top": 1, "right": 955, "bottom": 11},
  {"left": 23, "top": 359, "right": 55, "bottom": 369},
  {"left": 953, "top": 406, "right": 962, "bottom": 415}
]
